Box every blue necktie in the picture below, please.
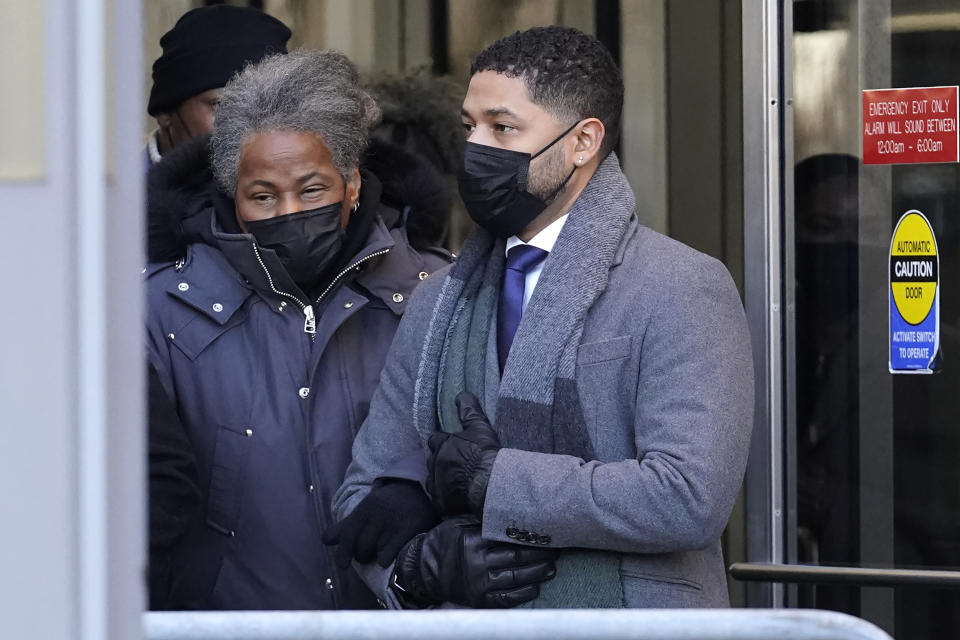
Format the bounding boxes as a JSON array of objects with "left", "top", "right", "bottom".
[{"left": 498, "top": 244, "right": 549, "bottom": 371}]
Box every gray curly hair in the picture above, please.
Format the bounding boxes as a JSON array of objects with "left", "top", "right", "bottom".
[{"left": 211, "top": 49, "right": 381, "bottom": 195}]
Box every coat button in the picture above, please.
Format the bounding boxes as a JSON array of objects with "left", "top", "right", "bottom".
[
  {"left": 325, "top": 577, "right": 334, "bottom": 590},
  {"left": 537, "top": 535, "right": 551, "bottom": 545},
  {"left": 517, "top": 530, "right": 531, "bottom": 542},
  {"left": 298, "top": 387, "right": 310, "bottom": 399},
  {"left": 278, "top": 301, "right": 288, "bottom": 312},
  {"left": 506, "top": 527, "right": 519, "bottom": 538},
  {"left": 212, "top": 303, "right": 223, "bottom": 313},
  {"left": 392, "top": 293, "right": 404, "bottom": 303},
  {"left": 344, "top": 301, "right": 354, "bottom": 309},
  {"left": 308, "top": 484, "right": 315, "bottom": 493},
  {"left": 177, "top": 282, "right": 189, "bottom": 291},
  {"left": 418, "top": 271, "right": 428, "bottom": 281},
  {"left": 166, "top": 333, "right": 175, "bottom": 340},
  {"left": 244, "top": 428, "right": 253, "bottom": 437}
]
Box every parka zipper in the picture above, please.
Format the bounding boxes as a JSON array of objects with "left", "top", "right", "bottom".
[
  {"left": 251, "top": 243, "right": 316, "bottom": 334},
  {"left": 251, "top": 243, "right": 392, "bottom": 335},
  {"left": 313, "top": 248, "right": 391, "bottom": 306}
]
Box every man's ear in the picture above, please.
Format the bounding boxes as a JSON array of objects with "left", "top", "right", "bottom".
[
  {"left": 156, "top": 113, "right": 173, "bottom": 130},
  {"left": 572, "top": 118, "right": 606, "bottom": 166}
]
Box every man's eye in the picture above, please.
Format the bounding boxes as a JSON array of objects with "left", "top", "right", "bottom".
[
  {"left": 461, "top": 122, "right": 475, "bottom": 134},
  {"left": 494, "top": 123, "right": 516, "bottom": 133},
  {"left": 253, "top": 194, "right": 275, "bottom": 203},
  {"left": 303, "top": 186, "right": 324, "bottom": 197}
]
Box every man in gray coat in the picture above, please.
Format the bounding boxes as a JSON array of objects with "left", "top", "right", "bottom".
[{"left": 330, "top": 26, "right": 754, "bottom": 609}]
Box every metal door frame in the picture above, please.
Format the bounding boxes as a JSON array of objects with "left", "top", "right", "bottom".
[
  {"left": 741, "top": 0, "right": 793, "bottom": 608},
  {"left": 740, "top": 1, "right": 952, "bottom": 622}
]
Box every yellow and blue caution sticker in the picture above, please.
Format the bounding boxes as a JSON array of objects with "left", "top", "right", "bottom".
[{"left": 889, "top": 210, "right": 940, "bottom": 373}]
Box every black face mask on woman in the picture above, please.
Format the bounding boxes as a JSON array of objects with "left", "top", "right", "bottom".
[
  {"left": 457, "top": 122, "right": 578, "bottom": 239},
  {"left": 246, "top": 201, "right": 345, "bottom": 289}
]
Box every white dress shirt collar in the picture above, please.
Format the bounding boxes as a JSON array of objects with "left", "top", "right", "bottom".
[{"left": 505, "top": 213, "right": 569, "bottom": 256}]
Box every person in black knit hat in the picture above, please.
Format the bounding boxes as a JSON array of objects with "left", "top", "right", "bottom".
[
  {"left": 143, "top": 4, "right": 290, "bottom": 611},
  {"left": 145, "top": 5, "right": 290, "bottom": 167}
]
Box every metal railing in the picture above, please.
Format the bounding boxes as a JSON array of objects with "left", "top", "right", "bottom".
[
  {"left": 145, "top": 609, "right": 893, "bottom": 640},
  {"left": 731, "top": 562, "right": 960, "bottom": 589}
]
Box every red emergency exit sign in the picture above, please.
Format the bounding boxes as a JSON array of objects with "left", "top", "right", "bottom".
[{"left": 862, "top": 86, "right": 959, "bottom": 165}]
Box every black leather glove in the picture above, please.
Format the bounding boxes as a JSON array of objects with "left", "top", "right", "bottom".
[
  {"left": 392, "top": 516, "right": 557, "bottom": 608},
  {"left": 427, "top": 392, "right": 500, "bottom": 516},
  {"left": 322, "top": 479, "right": 439, "bottom": 569}
]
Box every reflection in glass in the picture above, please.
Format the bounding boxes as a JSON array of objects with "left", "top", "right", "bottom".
[{"left": 793, "top": 0, "right": 960, "bottom": 636}]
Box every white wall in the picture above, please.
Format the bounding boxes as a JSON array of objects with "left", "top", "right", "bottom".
[{"left": 0, "top": 0, "right": 145, "bottom": 638}]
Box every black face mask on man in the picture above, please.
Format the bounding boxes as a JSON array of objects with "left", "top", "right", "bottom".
[
  {"left": 246, "top": 201, "right": 346, "bottom": 289},
  {"left": 457, "top": 121, "right": 579, "bottom": 239}
]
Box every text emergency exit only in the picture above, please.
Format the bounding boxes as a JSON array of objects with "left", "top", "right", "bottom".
[{"left": 863, "top": 86, "right": 959, "bottom": 164}]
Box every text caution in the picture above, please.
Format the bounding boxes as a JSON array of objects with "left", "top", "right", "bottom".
[{"left": 889, "top": 210, "right": 940, "bottom": 374}]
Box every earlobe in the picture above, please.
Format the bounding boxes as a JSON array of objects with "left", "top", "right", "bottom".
[
  {"left": 347, "top": 168, "right": 362, "bottom": 209},
  {"left": 340, "top": 169, "right": 362, "bottom": 227},
  {"left": 574, "top": 118, "right": 606, "bottom": 164}
]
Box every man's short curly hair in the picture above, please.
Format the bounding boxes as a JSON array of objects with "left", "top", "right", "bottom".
[
  {"left": 211, "top": 49, "right": 381, "bottom": 195},
  {"left": 471, "top": 26, "right": 624, "bottom": 158}
]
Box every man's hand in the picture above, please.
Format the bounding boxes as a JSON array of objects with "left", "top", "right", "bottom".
[
  {"left": 322, "top": 479, "right": 439, "bottom": 568},
  {"left": 392, "top": 516, "right": 557, "bottom": 608},
  {"left": 427, "top": 392, "right": 500, "bottom": 516}
]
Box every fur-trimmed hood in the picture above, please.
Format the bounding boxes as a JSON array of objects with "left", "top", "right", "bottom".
[
  {"left": 363, "top": 137, "right": 451, "bottom": 249},
  {"left": 146, "top": 135, "right": 219, "bottom": 264}
]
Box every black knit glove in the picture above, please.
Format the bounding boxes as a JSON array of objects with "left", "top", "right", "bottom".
[
  {"left": 392, "top": 516, "right": 557, "bottom": 608},
  {"left": 322, "top": 479, "right": 439, "bottom": 568},
  {"left": 427, "top": 392, "right": 500, "bottom": 516}
]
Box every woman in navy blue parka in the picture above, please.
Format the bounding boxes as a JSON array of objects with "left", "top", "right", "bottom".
[{"left": 145, "top": 50, "right": 449, "bottom": 611}]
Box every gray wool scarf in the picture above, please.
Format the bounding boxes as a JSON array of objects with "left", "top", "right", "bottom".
[{"left": 412, "top": 153, "right": 636, "bottom": 608}]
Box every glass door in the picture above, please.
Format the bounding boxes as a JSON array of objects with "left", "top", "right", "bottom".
[{"left": 789, "top": 1, "right": 960, "bottom": 637}]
